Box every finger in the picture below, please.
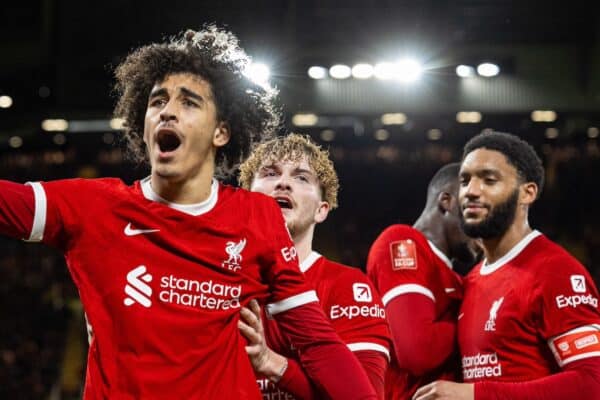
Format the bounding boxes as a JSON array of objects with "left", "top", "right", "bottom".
[
  {"left": 249, "top": 299, "right": 261, "bottom": 316},
  {"left": 240, "top": 307, "right": 256, "bottom": 324},
  {"left": 413, "top": 384, "right": 433, "bottom": 400},
  {"left": 238, "top": 320, "right": 260, "bottom": 343}
]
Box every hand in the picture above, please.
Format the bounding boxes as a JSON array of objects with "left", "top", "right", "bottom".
[
  {"left": 238, "top": 299, "right": 288, "bottom": 380},
  {"left": 412, "top": 380, "right": 474, "bottom": 400}
]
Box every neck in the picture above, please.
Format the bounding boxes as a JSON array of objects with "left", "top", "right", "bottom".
[
  {"left": 150, "top": 165, "right": 215, "bottom": 204},
  {"left": 413, "top": 210, "right": 449, "bottom": 256},
  {"left": 482, "top": 213, "right": 532, "bottom": 264},
  {"left": 293, "top": 225, "right": 316, "bottom": 266}
]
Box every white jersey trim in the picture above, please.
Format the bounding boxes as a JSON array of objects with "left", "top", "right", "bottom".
[
  {"left": 266, "top": 290, "right": 319, "bottom": 315},
  {"left": 428, "top": 240, "right": 453, "bottom": 270},
  {"left": 140, "top": 176, "right": 219, "bottom": 216},
  {"left": 348, "top": 342, "right": 390, "bottom": 360},
  {"left": 480, "top": 230, "right": 541, "bottom": 275},
  {"left": 382, "top": 283, "right": 435, "bottom": 306},
  {"left": 24, "top": 182, "right": 47, "bottom": 242},
  {"left": 548, "top": 324, "right": 600, "bottom": 367},
  {"left": 300, "top": 251, "right": 322, "bottom": 273}
]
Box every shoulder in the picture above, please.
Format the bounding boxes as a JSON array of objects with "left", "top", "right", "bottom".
[
  {"left": 321, "top": 258, "right": 369, "bottom": 282},
  {"left": 374, "top": 224, "right": 424, "bottom": 242},
  {"left": 527, "top": 234, "right": 589, "bottom": 277}
]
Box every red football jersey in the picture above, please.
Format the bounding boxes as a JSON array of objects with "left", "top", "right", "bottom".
[
  {"left": 258, "top": 252, "right": 390, "bottom": 399},
  {"left": 366, "top": 224, "right": 462, "bottom": 400},
  {"left": 0, "top": 177, "right": 317, "bottom": 399},
  {"left": 459, "top": 230, "right": 600, "bottom": 383}
]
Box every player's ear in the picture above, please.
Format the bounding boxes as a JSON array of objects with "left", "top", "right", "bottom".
[
  {"left": 437, "top": 191, "right": 453, "bottom": 215},
  {"left": 520, "top": 182, "right": 538, "bottom": 205},
  {"left": 314, "top": 201, "right": 330, "bottom": 224},
  {"left": 213, "top": 122, "right": 230, "bottom": 148}
]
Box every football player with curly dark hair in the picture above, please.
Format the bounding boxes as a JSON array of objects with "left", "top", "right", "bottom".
[{"left": 0, "top": 25, "right": 377, "bottom": 399}]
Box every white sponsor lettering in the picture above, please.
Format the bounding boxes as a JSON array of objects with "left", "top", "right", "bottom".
[
  {"left": 575, "top": 334, "right": 599, "bottom": 350},
  {"left": 555, "top": 294, "right": 598, "bottom": 309},
  {"left": 257, "top": 378, "right": 296, "bottom": 399},
  {"left": 462, "top": 352, "right": 503, "bottom": 380},
  {"left": 159, "top": 275, "right": 241, "bottom": 310},
  {"left": 330, "top": 304, "right": 385, "bottom": 320},
  {"left": 281, "top": 246, "right": 297, "bottom": 262}
]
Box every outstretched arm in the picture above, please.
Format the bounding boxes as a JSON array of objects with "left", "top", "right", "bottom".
[
  {"left": 0, "top": 180, "right": 35, "bottom": 239},
  {"left": 412, "top": 358, "right": 600, "bottom": 400}
]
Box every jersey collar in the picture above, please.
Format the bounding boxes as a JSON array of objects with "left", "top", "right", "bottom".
[
  {"left": 480, "top": 230, "right": 541, "bottom": 275},
  {"left": 140, "top": 176, "right": 219, "bottom": 216},
  {"left": 300, "top": 251, "right": 322, "bottom": 273}
]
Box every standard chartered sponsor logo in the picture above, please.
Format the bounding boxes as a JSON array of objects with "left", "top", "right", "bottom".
[
  {"left": 124, "top": 265, "right": 153, "bottom": 307},
  {"left": 462, "top": 352, "right": 502, "bottom": 380},
  {"left": 330, "top": 304, "right": 385, "bottom": 320},
  {"left": 159, "top": 275, "right": 241, "bottom": 310},
  {"left": 555, "top": 294, "right": 598, "bottom": 309},
  {"left": 257, "top": 379, "right": 296, "bottom": 400}
]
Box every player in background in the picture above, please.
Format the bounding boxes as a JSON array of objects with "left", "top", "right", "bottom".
[
  {"left": 0, "top": 26, "right": 377, "bottom": 399},
  {"left": 366, "top": 162, "right": 480, "bottom": 399},
  {"left": 238, "top": 133, "right": 391, "bottom": 399},
  {"left": 413, "top": 131, "right": 600, "bottom": 400}
]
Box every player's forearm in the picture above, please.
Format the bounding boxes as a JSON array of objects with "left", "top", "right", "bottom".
[
  {"left": 277, "top": 357, "right": 319, "bottom": 400},
  {"left": 474, "top": 358, "right": 600, "bottom": 400},
  {"left": 387, "top": 294, "right": 456, "bottom": 375},
  {"left": 276, "top": 302, "right": 378, "bottom": 399},
  {"left": 354, "top": 350, "right": 388, "bottom": 400},
  {"left": 0, "top": 180, "right": 35, "bottom": 239}
]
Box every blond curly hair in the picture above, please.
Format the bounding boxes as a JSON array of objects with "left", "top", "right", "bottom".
[{"left": 239, "top": 133, "right": 339, "bottom": 209}]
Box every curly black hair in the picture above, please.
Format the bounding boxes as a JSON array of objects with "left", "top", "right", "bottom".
[
  {"left": 462, "top": 131, "right": 545, "bottom": 198},
  {"left": 113, "top": 24, "right": 281, "bottom": 177}
]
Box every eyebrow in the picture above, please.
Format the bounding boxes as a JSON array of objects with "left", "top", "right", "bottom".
[{"left": 148, "top": 86, "right": 205, "bottom": 102}]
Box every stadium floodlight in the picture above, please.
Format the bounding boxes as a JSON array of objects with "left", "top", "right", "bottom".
[
  {"left": 477, "top": 63, "right": 500, "bottom": 77},
  {"left": 427, "top": 129, "right": 443, "bottom": 141},
  {"left": 352, "top": 63, "right": 374, "bottom": 79},
  {"left": 374, "top": 129, "right": 390, "bottom": 141},
  {"left": 456, "top": 65, "right": 475, "bottom": 78},
  {"left": 381, "top": 113, "right": 407, "bottom": 125},
  {"left": 292, "top": 113, "right": 319, "bottom": 127},
  {"left": 42, "top": 119, "right": 69, "bottom": 132},
  {"left": 545, "top": 128, "right": 559, "bottom": 139},
  {"left": 456, "top": 112, "right": 482, "bottom": 124},
  {"left": 8, "top": 136, "right": 23, "bottom": 148},
  {"left": 531, "top": 110, "right": 557, "bottom": 123},
  {"left": 0, "top": 95, "right": 13, "bottom": 109},
  {"left": 308, "top": 66, "right": 328, "bottom": 79},
  {"left": 110, "top": 118, "right": 126, "bottom": 130},
  {"left": 320, "top": 129, "right": 336, "bottom": 142},
  {"left": 243, "top": 62, "right": 271, "bottom": 88},
  {"left": 374, "top": 62, "right": 397, "bottom": 80},
  {"left": 396, "top": 59, "right": 422, "bottom": 83},
  {"left": 329, "top": 64, "right": 352, "bottom": 79}
]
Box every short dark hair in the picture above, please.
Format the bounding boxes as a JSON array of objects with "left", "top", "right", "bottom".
[
  {"left": 425, "top": 162, "right": 460, "bottom": 206},
  {"left": 113, "top": 24, "right": 281, "bottom": 177},
  {"left": 462, "top": 131, "right": 545, "bottom": 197}
]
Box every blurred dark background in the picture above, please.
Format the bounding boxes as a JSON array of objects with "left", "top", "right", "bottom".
[{"left": 1, "top": 1, "right": 599, "bottom": 398}]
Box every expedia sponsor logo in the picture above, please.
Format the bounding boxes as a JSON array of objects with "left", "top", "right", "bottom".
[
  {"left": 462, "top": 352, "right": 502, "bottom": 380},
  {"left": 159, "top": 275, "right": 241, "bottom": 310},
  {"left": 555, "top": 294, "right": 598, "bottom": 309},
  {"left": 330, "top": 304, "right": 385, "bottom": 320}
]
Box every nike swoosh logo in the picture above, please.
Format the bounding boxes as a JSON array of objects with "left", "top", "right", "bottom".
[
  {"left": 445, "top": 288, "right": 456, "bottom": 293},
  {"left": 124, "top": 223, "right": 160, "bottom": 236},
  {"left": 458, "top": 313, "right": 464, "bottom": 320}
]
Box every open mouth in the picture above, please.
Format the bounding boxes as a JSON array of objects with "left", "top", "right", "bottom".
[
  {"left": 157, "top": 130, "right": 181, "bottom": 153},
  {"left": 275, "top": 197, "right": 292, "bottom": 209}
]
